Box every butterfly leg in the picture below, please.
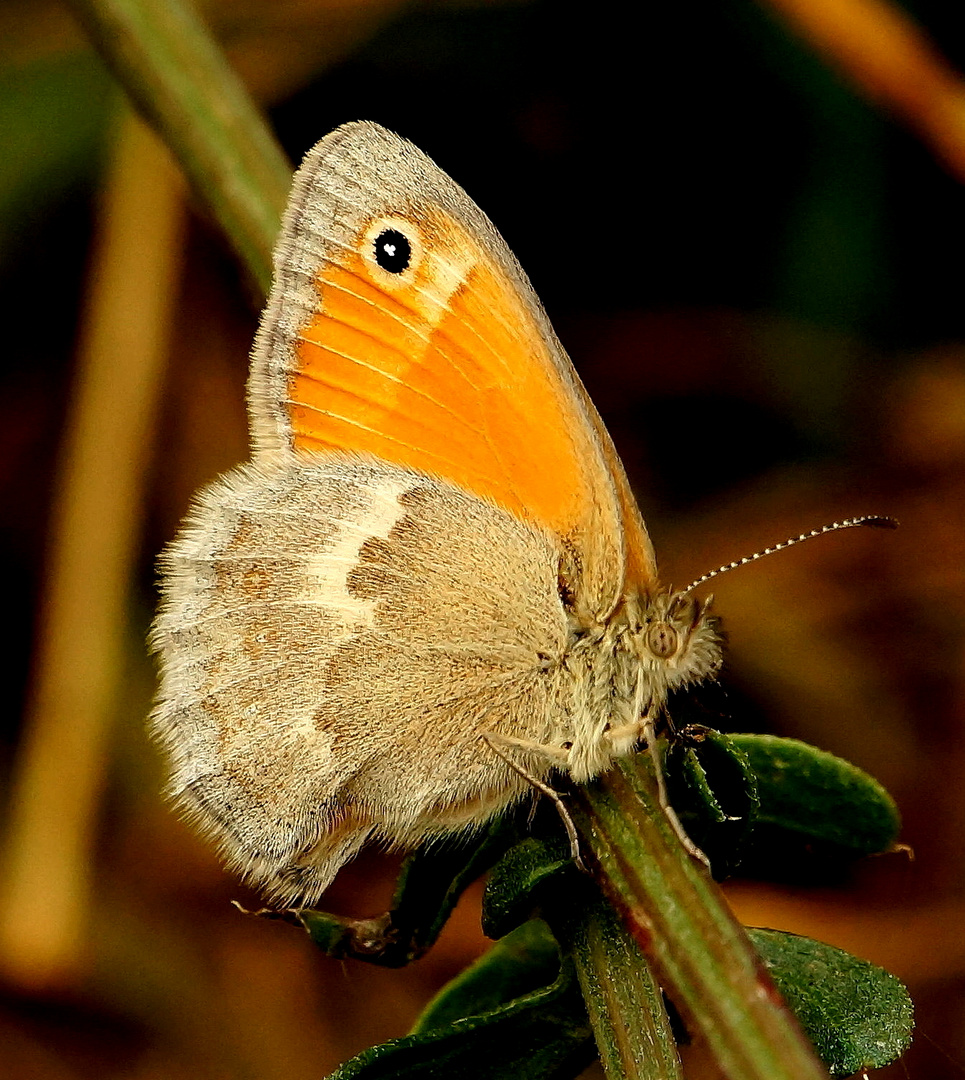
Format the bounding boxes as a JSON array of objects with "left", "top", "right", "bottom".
[
  {"left": 601, "top": 719, "right": 647, "bottom": 755},
  {"left": 480, "top": 734, "right": 587, "bottom": 873},
  {"left": 482, "top": 730, "right": 570, "bottom": 764},
  {"left": 612, "top": 671, "right": 710, "bottom": 870},
  {"left": 638, "top": 711, "right": 711, "bottom": 871}
]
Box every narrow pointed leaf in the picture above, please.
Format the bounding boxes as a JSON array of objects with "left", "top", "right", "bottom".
[
  {"left": 300, "top": 816, "right": 522, "bottom": 966},
  {"left": 327, "top": 952, "right": 595, "bottom": 1080},
  {"left": 667, "top": 729, "right": 759, "bottom": 877},
  {"left": 413, "top": 919, "right": 561, "bottom": 1034}
]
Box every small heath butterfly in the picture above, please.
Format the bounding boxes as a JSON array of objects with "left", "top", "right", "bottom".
[{"left": 151, "top": 122, "right": 724, "bottom": 905}]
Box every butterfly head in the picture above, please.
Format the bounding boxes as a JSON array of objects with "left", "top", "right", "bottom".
[{"left": 628, "top": 588, "right": 723, "bottom": 698}]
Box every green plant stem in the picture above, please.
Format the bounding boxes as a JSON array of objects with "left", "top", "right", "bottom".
[
  {"left": 571, "top": 753, "right": 829, "bottom": 1080},
  {"left": 68, "top": 0, "right": 291, "bottom": 293},
  {"left": 567, "top": 893, "right": 682, "bottom": 1080}
]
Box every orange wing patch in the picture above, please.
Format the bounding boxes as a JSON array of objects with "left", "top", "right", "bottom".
[{"left": 288, "top": 218, "right": 593, "bottom": 536}]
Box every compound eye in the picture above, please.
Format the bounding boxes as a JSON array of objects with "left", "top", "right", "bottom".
[{"left": 646, "top": 621, "right": 679, "bottom": 659}]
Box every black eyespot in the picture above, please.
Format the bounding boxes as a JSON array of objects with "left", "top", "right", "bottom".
[{"left": 374, "top": 228, "right": 411, "bottom": 273}]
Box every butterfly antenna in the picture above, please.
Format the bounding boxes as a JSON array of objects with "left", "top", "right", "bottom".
[{"left": 682, "top": 515, "right": 898, "bottom": 595}]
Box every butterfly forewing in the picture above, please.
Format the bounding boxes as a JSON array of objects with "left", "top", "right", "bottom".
[{"left": 249, "top": 122, "right": 656, "bottom": 612}]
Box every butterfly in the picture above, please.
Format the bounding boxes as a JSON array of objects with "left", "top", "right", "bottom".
[{"left": 150, "top": 122, "right": 723, "bottom": 906}]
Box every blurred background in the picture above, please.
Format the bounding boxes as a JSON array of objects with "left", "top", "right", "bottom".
[{"left": 1, "top": 0, "right": 964, "bottom": 1076}]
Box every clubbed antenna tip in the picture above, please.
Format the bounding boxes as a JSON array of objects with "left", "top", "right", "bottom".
[{"left": 682, "top": 515, "right": 899, "bottom": 595}]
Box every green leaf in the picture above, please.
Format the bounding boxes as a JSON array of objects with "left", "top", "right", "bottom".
[
  {"left": 668, "top": 732, "right": 902, "bottom": 882},
  {"left": 300, "top": 815, "right": 522, "bottom": 966},
  {"left": 327, "top": 943, "right": 595, "bottom": 1080},
  {"left": 730, "top": 735, "right": 902, "bottom": 880},
  {"left": 747, "top": 928, "right": 914, "bottom": 1076},
  {"left": 387, "top": 815, "right": 524, "bottom": 958},
  {"left": 414, "top": 919, "right": 561, "bottom": 1034},
  {"left": 666, "top": 729, "right": 760, "bottom": 878},
  {"left": 481, "top": 835, "right": 577, "bottom": 942}
]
